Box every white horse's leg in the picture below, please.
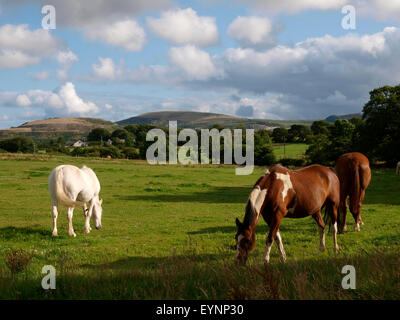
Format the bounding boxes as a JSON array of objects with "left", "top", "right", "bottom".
[
  {"left": 51, "top": 200, "right": 58, "bottom": 236},
  {"left": 332, "top": 222, "right": 339, "bottom": 253},
  {"left": 67, "top": 207, "right": 76, "bottom": 237},
  {"left": 83, "top": 203, "right": 92, "bottom": 234},
  {"left": 275, "top": 230, "right": 286, "bottom": 262}
]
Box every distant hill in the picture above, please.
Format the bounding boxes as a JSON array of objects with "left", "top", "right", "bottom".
[
  {"left": 117, "top": 111, "right": 314, "bottom": 129},
  {"left": 0, "top": 117, "right": 118, "bottom": 141},
  {"left": 325, "top": 113, "right": 363, "bottom": 123}
]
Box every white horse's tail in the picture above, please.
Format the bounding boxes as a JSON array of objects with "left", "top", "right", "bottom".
[{"left": 54, "top": 168, "right": 85, "bottom": 207}]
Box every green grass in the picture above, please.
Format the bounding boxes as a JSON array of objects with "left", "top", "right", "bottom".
[
  {"left": 273, "top": 143, "right": 308, "bottom": 160},
  {"left": 0, "top": 154, "right": 399, "bottom": 299}
]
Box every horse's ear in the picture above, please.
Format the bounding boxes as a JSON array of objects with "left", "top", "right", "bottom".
[{"left": 235, "top": 218, "right": 242, "bottom": 228}]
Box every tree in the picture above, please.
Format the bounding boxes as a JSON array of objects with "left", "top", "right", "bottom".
[
  {"left": 0, "top": 136, "right": 34, "bottom": 153},
  {"left": 311, "top": 120, "right": 332, "bottom": 136},
  {"left": 88, "top": 128, "right": 111, "bottom": 142},
  {"left": 288, "top": 124, "right": 311, "bottom": 142},
  {"left": 362, "top": 84, "right": 400, "bottom": 165},
  {"left": 254, "top": 130, "right": 276, "bottom": 165},
  {"left": 271, "top": 127, "right": 289, "bottom": 143}
]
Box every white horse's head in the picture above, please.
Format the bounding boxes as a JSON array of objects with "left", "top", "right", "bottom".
[{"left": 92, "top": 197, "right": 103, "bottom": 230}]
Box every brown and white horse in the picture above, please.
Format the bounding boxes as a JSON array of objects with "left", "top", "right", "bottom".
[
  {"left": 235, "top": 164, "right": 340, "bottom": 265},
  {"left": 335, "top": 152, "right": 371, "bottom": 233}
]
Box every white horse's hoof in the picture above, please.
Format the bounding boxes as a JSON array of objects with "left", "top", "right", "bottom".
[
  {"left": 84, "top": 228, "right": 91, "bottom": 234},
  {"left": 52, "top": 231, "right": 58, "bottom": 237},
  {"left": 69, "top": 231, "right": 77, "bottom": 237}
]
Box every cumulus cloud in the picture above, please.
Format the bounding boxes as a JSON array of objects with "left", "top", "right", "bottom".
[
  {"left": 147, "top": 8, "right": 219, "bottom": 46},
  {"left": 92, "top": 57, "right": 118, "bottom": 81},
  {"left": 2, "top": 82, "right": 99, "bottom": 117},
  {"left": 0, "top": 24, "right": 63, "bottom": 69},
  {"left": 78, "top": 27, "right": 400, "bottom": 119},
  {"left": 16, "top": 94, "right": 31, "bottom": 107},
  {"left": 85, "top": 19, "right": 146, "bottom": 51},
  {"left": 168, "top": 45, "right": 219, "bottom": 80},
  {"left": 56, "top": 50, "right": 79, "bottom": 81},
  {"left": 227, "top": 16, "right": 278, "bottom": 48}
]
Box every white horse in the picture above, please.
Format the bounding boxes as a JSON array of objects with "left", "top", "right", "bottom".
[
  {"left": 48, "top": 165, "right": 103, "bottom": 237},
  {"left": 397, "top": 162, "right": 400, "bottom": 175}
]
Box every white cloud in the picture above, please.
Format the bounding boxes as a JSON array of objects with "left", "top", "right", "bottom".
[
  {"left": 169, "top": 45, "right": 219, "bottom": 80},
  {"left": 4, "top": 83, "right": 99, "bottom": 117},
  {"left": 16, "top": 94, "right": 31, "bottom": 107},
  {"left": 227, "top": 16, "right": 277, "bottom": 48},
  {"left": 56, "top": 50, "right": 79, "bottom": 81},
  {"left": 147, "top": 8, "right": 219, "bottom": 47},
  {"left": 0, "top": 24, "right": 63, "bottom": 69},
  {"left": 90, "top": 57, "right": 124, "bottom": 82},
  {"left": 85, "top": 20, "right": 146, "bottom": 51},
  {"left": 1, "top": 115, "right": 9, "bottom": 121}
]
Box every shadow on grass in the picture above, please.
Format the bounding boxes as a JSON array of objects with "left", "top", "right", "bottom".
[
  {"left": 119, "top": 186, "right": 251, "bottom": 204},
  {"left": 3, "top": 247, "right": 399, "bottom": 300},
  {"left": 80, "top": 252, "right": 230, "bottom": 271},
  {"left": 188, "top": 219, "right": 317, "bottom": 235},
  {"left": 0, "top": 226, "right": 51, "bottom": 240}
]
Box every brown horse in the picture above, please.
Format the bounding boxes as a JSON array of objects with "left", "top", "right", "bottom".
[
  {"left": 335, "top": 152, "right": 371, "bottom": 233},
  {"left": 235, "top": 164, "right": 340, "bottom": 264}
]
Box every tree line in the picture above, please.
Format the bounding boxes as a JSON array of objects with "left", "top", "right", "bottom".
[{"left": 1, "top": 84, "right": 399, "bottom": 166}]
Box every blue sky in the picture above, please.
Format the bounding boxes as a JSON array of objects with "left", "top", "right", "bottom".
[{"left": 0, "top": 0, "right": 399, "bottom": 129}]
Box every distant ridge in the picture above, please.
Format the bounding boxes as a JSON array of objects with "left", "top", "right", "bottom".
[
  {"left": 117, "top": 111, "right": 314, "bottom": 129},
  {"left": 325, "top": 113, "right": 363, "bottom": 123}
]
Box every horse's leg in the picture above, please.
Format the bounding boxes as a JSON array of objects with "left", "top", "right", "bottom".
[
  {"left": 83, "top": 203, "right": 92, "bottom": 234},
  {"left": 51, "top": 200, "right": 58, "bottom": 237},
  {"left": 338, "top": 194, "right": 348, "bottom": 234},
  {"left": 264, "top": 211, "right": 283, "bottom": 263},
  {"left": 275, "top": 230, "right": 286, "bottom": 262},
  {"left": 312, "top": 211, "right": 325, "bottom": 252},
  {"left": 327, "top": 203, "right": 339, "bottom": 253},
  {"left": 67, "top": 206, "right": 76, "bottom": 237},
  {"left": 349, "top": 194, "right": 362, "bottom": 232}
]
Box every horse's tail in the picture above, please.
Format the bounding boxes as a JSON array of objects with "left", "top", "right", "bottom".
[
  {"left": 349, "top": 162, "right": 361, "bottom": 214},
  {"left": 54, "top": 168, "right": 85, "bottom": 207}
]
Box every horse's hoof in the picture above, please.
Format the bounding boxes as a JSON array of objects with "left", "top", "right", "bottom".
[
  {"left": 319, "top": 246, "right": 326, "bottom": 252},
  {"left": 52, "top": 232, "right": 58, "bottom": 237},
  {"left": 69, "top": 232, "right": 77, "bottom": 237},
  {"left": 84, "top": 228, "right": 91, "bottom": 234}
]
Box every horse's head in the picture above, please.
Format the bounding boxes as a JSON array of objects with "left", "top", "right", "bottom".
[
  {"left": 235, "top": 218, "right": 255, "bottom": 265},
  {"left": 92, "top": 197, "right": 103, "bottom": 230}
]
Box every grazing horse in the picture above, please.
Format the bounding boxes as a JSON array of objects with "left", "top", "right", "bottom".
[
  {"left": 396, "top": 162, "right": 400, "bottom": 175},
  {"left": 335, "top": 152, "right": 371, "bottom": 233},
  {"left": 235, "top": 164, "right": 340, "bottom": 265},
  {"left": 48, "top": 165, "right": 103, "bottom": 237}
]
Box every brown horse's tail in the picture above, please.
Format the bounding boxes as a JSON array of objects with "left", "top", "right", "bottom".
[{"left": 349, "top": 161, "right": 361, "bottom": 214}]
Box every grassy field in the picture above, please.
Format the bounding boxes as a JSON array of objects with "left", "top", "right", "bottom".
[
  {"left": 273, "top": 143, "right": 308, "bottom": 160},
  {"left": 0, "top": 154, "right": 399, "bottom": 299}
]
